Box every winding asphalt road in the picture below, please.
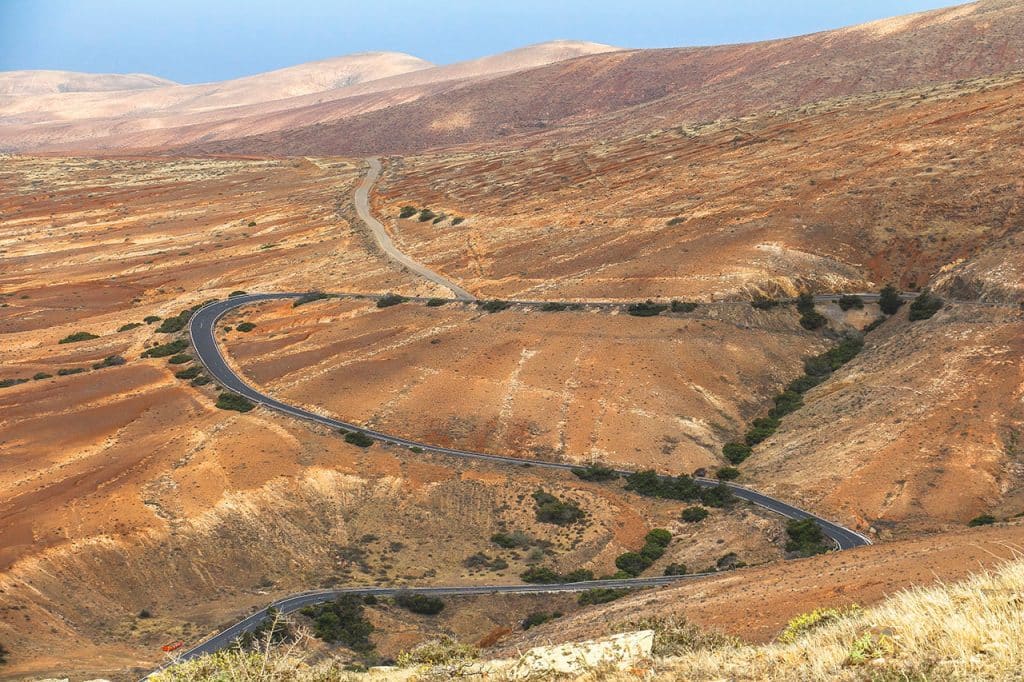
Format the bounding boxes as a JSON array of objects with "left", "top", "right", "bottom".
[{"left": 152, "top": 163, "right": 875, "bottom": 673}]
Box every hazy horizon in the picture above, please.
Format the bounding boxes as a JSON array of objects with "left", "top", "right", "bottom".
[{"left": 0, "top": 0, "right": 961, "bottom": 84}]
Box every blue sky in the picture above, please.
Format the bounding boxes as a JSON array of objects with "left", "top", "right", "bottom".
[{"left": 0, "top": 0, "right": 960, "bottom": 83}]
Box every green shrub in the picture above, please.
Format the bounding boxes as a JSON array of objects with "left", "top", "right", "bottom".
[
  {"left": 722, "top": 442, "right": 752, "bottom": 464},
  {"left": 627, "top": 300, "right": 668, "bottom": 317},
  {"left": 399, "top": 206, "right": 417, "bottom": 219},
  {"left": 248, "top": 221, "right": 257, "bottom": 227},
  {"left": 908, "top": 290, "right": 943, "bottom": 321},
  {"left": 572, "top": 463, "right": 619, "bottom": 482},
  {"left": 615, "top": 552, "right": 652, "bottom": 577},
  {"left": 168, "top": 354, "right": 192, "bottom": 364},
  {"left": 751, "top": 297, "right": 780, "bottom": 310},
  {"left": 191, "top": 376, "right": 211, "bottom": 386},
  {"left": 785, "top": 518, "right": 830, "bottom": 557},
  {"left": 520, "top": 566, "right": 563, "bottom": 584},
  {"left": 395, "top": 593, "right": 444, "bottom": 615},
  {"left": 92, "top": 355, "right": 126, "bottom": 370},
  {"left": 344, "top": 431, "right": 374, "bottom": 448},
  {"left": 491, "top": 531, "right": 532, "bottom": 549},
  {"left": 837, "top": 295, "right": 864, "bottom": 311},
  {"left": 156, "top": 309, "right": 193, "bottom": 333},
  {"left": 142, "top": 338, "right": 188, "bottom": 358},
  {"left": 563, "top": 569, "right": 595, "bottom": 582},
  {"left": 229, "top": 290, "right": 247, "bottom": 297},
  {"left": 968, "top": 514, "right": 996, "bottom": 527},
  {"left": 293, "top": 291, "right": 329, "bottom": 307},
  {"left": 879, "top": 284, "right": 902, "bottom": 315},
  {"left": 716, "top": 467, "right": 740, "bottom": 481},
  {"left": 787, "top": 374, "right": 824, "bottom": 394},
  {"left": 478, "top": 299, "right": 510, "bottom": 313},
  {"left": 532, "top": 490, "right": 585, "bottom": 525},
  {"left": 680, "top": 506, "right": 709, "bottom": 523},
  {"left": 769, "top": 390, "right": 804, "bottom": 419},
  {"left": 417, "top": 209, "right": 436, "bottom": 222},
  {"left": 645, "top": 529, "right": 672, "bottom": 547},
  {"left": 795, "top": 292, "right": 816, "bottom": 315},
  {"left": 670, "top": 300, "right": 699, "bottom": 313},
  {"left": 118, "top": 322, "right": 143, "bottom": 332},
  {"left": 640, "top": 542, "right": 666, "bottom": 561},
  {"left": 235, "top": 322, "right": 257, "bottom": 332},
  {"left": 397, "top": 635, "right": 477, "bottom": 667},
  {"left": 744, "top": 416, "right": 780, "bottom": 446},
  {"left": 663, "top": 563, "right": 688, "bottom": 576},
  {"left": 700, "top": 483, "right": 735, "bottom": 508},
  {"left": 0, "top": 378, "right": 28, "bottom": 388},
  {"left": 452, "top": 217, "right": 465, "bottom": 226},
  {"left": 862, "top": 316, "right": 887, "bottom": 333},
  {"left": 175, "top": 366, "right": 201, "bottom": 380},
  {"left": 299, "top": 596, "right": 374, "bottom": 652},
  {"left": 624, "top": 470, "right": 702, "bottom": 501},
  {"left": 377, "top": 293, "right": 407, "bottom": 308},
  {"left": 799, "top": 310, "right": 828, "bottom": 330},
  {"left": 32, "top": 372, "right": 52, "bottom": 380},
  {"left": 522, "top": 611, "right": 561, "bottom": 630},
  {"left": 215, "top": 393, "right": 255, "bottom": 413},
  {"left": 578, "top": 588, "right": 632, "bottom": 606},
  {"left": 425, "top": 298, "right": 448, "bottom": 307},
  {"left": 432, "top": 215, "right": 445, "bottom": 224},
  {"left": 57, "top": 367, "right": 87, "bottom": 376},
  {"left": 409, "top": 445, "right": 423, "bottom": 453},
  {"left": 143, "top": 315, "right": 161, "bottom": 324},
  {"left": 59, "top": 331, "right": 99, "bottom": 344},
  {"left": 541, "top": 301, "right": 567, "bottom": 312}
]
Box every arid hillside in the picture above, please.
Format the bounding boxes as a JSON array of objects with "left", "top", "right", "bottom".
[
  {"left": 374, "top": 71, "right": 1024, "bottom": 301},
  {"left": 181, "top": 0, "right": 1024, "bottom": 157}
]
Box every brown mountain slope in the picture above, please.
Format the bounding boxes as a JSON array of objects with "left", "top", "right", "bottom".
[
  {"left": 181, "top": 0, "right": 1024, "bottom": 157},
  {"left": 0, "top": 70, "right": 177, "bottom": 95}
]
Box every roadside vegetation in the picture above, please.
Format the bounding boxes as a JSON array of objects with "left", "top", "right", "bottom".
[
  {"left": 299, "top": 596, "right": 375, "bottom": 653},
  {"left": 796, "top": 292, "right": 827, "bottom": 330},
  {"left": 478, "top": 299, "right": 510, "bottom": 313},
  {"left": 142, "top": 338, "right": 189, "bottom": 358},
  {"left": 376, "top": 293, "right": 407, "bottom": 308},
  {"left": 293, "top": 291, "right": 330, "bottom": 307},
  {"left": 908, "top": 289, "right": 944, "bottom": 320},
  {"left": 627, "top": 300, "right": 668, "bottom": 317},
  {"left": 532, "top": 490, "right": 585, "bottom": 525},
  {"left": 395, "top": 592, "right": 445, "bottom": 615},
  {"left": 58, "top": 331, "right": 99, "bottom": 344},
  {"left": 624, "top": 470, "right": 735, "bottom": 507},
  {"left": 571, "top": 463, "right": 619, "bottom": 481},
  {"left": 215, "top": 393, "right": 255, "bottom": 413},
  {"left": 578, "top": 588, "right": 633, "bottom": 605},
  {"left": 614, "top": 529, "right": 673, "bottom": 577},
  {"left": 785, "top": 518, "right": 831, "bottom": 557}
]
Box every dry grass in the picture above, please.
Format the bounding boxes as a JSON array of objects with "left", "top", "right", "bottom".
[{"left": 153, "top": 559, "right": 1024, "bottom": 681}]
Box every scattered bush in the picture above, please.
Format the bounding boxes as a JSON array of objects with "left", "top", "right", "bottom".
[
  {"left": 837, "top": 295, "right": 864, "bottom": 311},
  {"left": 664, "top": 563, "right": 688, "bottom": 576},
  {"left": 645, "top": 528, "right": 672, "bottom": 547},
  {"left": 248, "top": 221, "right": 257, "bottom": 227},
  {"left": 478, "top": 299, "right": 510, "bottom": 313},
  {"left": 615, "top": 551, "right": 652, "bottom": 577},
  {"left": 799, "top": 309, "right": 828, "bottom": 330},
  {"left": 417, "top": 209, "right": 437, "bottom": 222},
  {"left": 32, "top": 372, "right": 52, "bottom": 380},
  {"left": 519, "top": 566, "right": 563, "bottom": 584},
  {"left": 57, "top": 367, "right": 87, "bottom": 376},
  {"left": 377, "top": 293, "right": 407, "bottom": 308},
  {"left": 215, "top": 393, "right": 255, "bottom": 413},
  {"left": 627, "top": 300, "right": 668, "bottom": 317},
  {"left": 299, "top": 596, "right": 374, "bottom": 652},
  {"left": 92, "top": 355, "right": 126, "bottom": 370},
  {"left": 751, "top": 297, "right": 780, "bottom": 310},
  {"left": 168, "top": 353, "right": 192, "bottom": 364},
  {"left": 722, "top": 442, "right": 752, "bottom": 465},
  {"left": 395, "top": 592, "right": 445, "bottom": 615},
  {"left": 491, "top": 531, "right": 533, "bottom": 549},
  {"left": 908, "top": 289, "right": 943, "bottom": 321},
  {"left": 968, "top": 514, "right": 996, "bottom": 527},
  {"left": 432, "top": 215, "right": 445, "bottom": 224},
  {"left": 572, "top": 463, "right": 619, "bottom": 482},
  {"left": 0, "top": 642, "right": 7, "bottom": 664},
  {"left": 191, "top": 376, "right": 211, "bottom": 386},
  {"left": 578, "top": 588, "right": 632, "bottom": 606},
  {"left": 463, "top": 552, "right": 508, "bottom": 571},
  {"left": 540, "top": 301, "right": 567, "bottom": 312},
  {"left": 716, "top": 466, "right": 740, "bottom": 481},
  {"left": 156, "top": 309, "right": 194, "bottom": 333},
  {"left": 744, "top": 416, "right": 780, "bottom": 446},
  {"left": 700, "top": 484, "right": 735, "bottom": 508},
  {"left": 785, "top": 518, "right": 831, "bottom": 557},
  {"left": 532, "top": 490, "right": 585, "bottom": 525},
  {"left": 0, "top": 378, "right": 28, "bottom": 388},
  {"left": 344, "top": 431, "right": 374, "bottom": 448},
  {"left": 399, "top": 206, "right": 417, "bottom": 219},
  {"left": 879, "top": 284, "right": 903, "bottom": 315},
  {"left": 666, "top": 217, "right": 685, "bottom": 226},
  {"left": 175, "top": 366, "right": 201, "bottom": 380},
  {"left": 522, "top": 611, "right": 561, "bottom": 630},
  {"left": 235, "top": 322, "right": 257, "bottom": 332},
  {"left": 671, "top": 300, "right": 699, "bottom": 313},
  {"left": 680, "top": 506, "right": 709, "bottom": 523},
  {"left": 293, "top": 291, "right": 329, "bottom": 307},
  {"left": 229, "top": 290, "right": 247, "bottom": 297},
  {"left": 142, "top": 338, "right": 188, "bottom": 358},
  {"left": 59, "top": 331, "right": 99, "bottom": 344},
  {"left": 118, "top": 322, "right": 143, "bottom": 332},
  {"left": 425, "top": 298, "right": 448, "bottom": 307},
  {"left": 769, "top": 390, "right": 804, "bottom": 419},
  {"left": 451, "top": 217, "right": 465, "bottom": 226}
]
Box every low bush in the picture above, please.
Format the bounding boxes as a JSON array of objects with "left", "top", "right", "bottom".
[
  {"left": 215, "top": 393, "right": 255, "bottom": 413},
  {"left": 191, "top": 376, "right": 211, "bottom": 386},
  {"left": 417, "top": 209, "right": 437, "bottom": 222},
  {"left": 837, "top": 295, "right": 864, "bottom": 311},
  {"left": 377, "top": 293, "right": 407, "bottom": 308},
  {"left": 722, "top": 442, "right": 752, "bottom": 464},
  {"left": 751, "top": 297, "right": 780, "bottom": 310},
  {"left": 795, "top": 292, "right": 816, "bottom": 315},
  {"left": 799, "top": 310, "right": 828, "bottom": 330},
  {"left": 229, "top": 290, "right": 247, "bottom": 297},
  {"left": 478, "top": 299, "right": 510, "bottom": 313},
  {"left": 744, "top": 416, "right": 780, "bottom": 446},
  {"left": 451, "top": 217, "right": 465, "bottom": 226},
  {"left": 615, "top": 551, "right": 651, "bottom": 577},
  {"left": 156, "top": 309, "right": 194, "bottom": 333},
  {"left": 92, "top": 355, "right": 126, "bottom": 370},
  {"left": 293, "top": 291, "right": 329, "bottom": 307},
  {"left": 344, "top": 431, "right": 374, "bottom": 448},
  {"left": 143, "top": 315, "right": 161, "bottom": 324},
  {"left": 663, "top": 563, "right": 688, "bottom": 576},
  {"left": 0, "top": 378, "right": 28, "bottom": 388},
  {"left": 519, "top": 566, "right": 562, "bottom": 584},
  {"left": 463, "top": 552, "right": 508, "bottom": 571},
  {"left": 532, "top": 490, "right": 585, "bottom": 525},
  {"left": 666, "top": 217, "right": 685, "bottom": 226},
  {"left": 700, "top": 484, "right": 735, "bottom": 508},
  {"left": 578, "top": 588, "right": 632, "bottom": 606},
  {"left": 142, "top": 338, "right": 188, "bottom": 358},
  {"left": 716, "top": 467, "right": 740, "bottom": 481},
  {"left": 299, "top": 596, "right": 374, "bottom": 652},
  {"left": 769, "top": 390, "right": 804, "bottom": 419},
  {"left": 399, "top": 206, "right": 417, "bottom": 219},
  {"left": 879, "top": 284, "right": 903, "bottom": 315},
  {"left": 645, "top": 528, "right": 672, "bottom": 547},
  {"left": 908, "top": 290, "right": 943, "bottom": 321},
  {"left": 235, "top": 322, "right": 257, "bottom": 332},
  {"left": 680, "top": 506, "right": 709, "bottom": 523},
  {"left": 432, "top": 215, "right": 445, "bottom": 224},
  {"left": 862, "top": 316, "right": 887, "bottom": 333},
  {"left": 175, "top": 366, "right": 201, "bottom": 380},
  {"left": 57, "top": 367, "right": 87, "bottom": 376},
  {"left": 785, "top": 518, "right": 831, "bottom": 557},
  {"left": 32, "top": 372, "right": 52, "bottom": 380},
  {"left": 395, "top": 592, "right": 444, "bottom": 615},
  {"left": 671, "top": 300, "right": 699, "bottom": 313},
  {"left": 968, "top": 514, "right": 996, "bottom": 527},
  {"left": 168, "top": 353, "right": 192, "bottom": 364},
  {"left": 572, "top": 463, "right": 619, "bottom": 482},
  {"left": 425, "top": 298, "right": 448, "bottom": 307},
  {"left": 59, "top": 331, "right": 99, "bottom": 344},
  {"left": 627, "top": 300, "right": 668, "bottom": 317},
  {"left": 491, "top": 531, "right": 533, "bottom": 549},
  {"left": 540, "top": 301, "right": 567, "bottom": 312},
  {"left": 118, "top": 322, "right": 143, "bottom": 332},
  {"left": 522, "top": 611, "right": 561, "bottom": 630},
  {"left": 236, "top": 608, "right": 293, "bottom": 649}
]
